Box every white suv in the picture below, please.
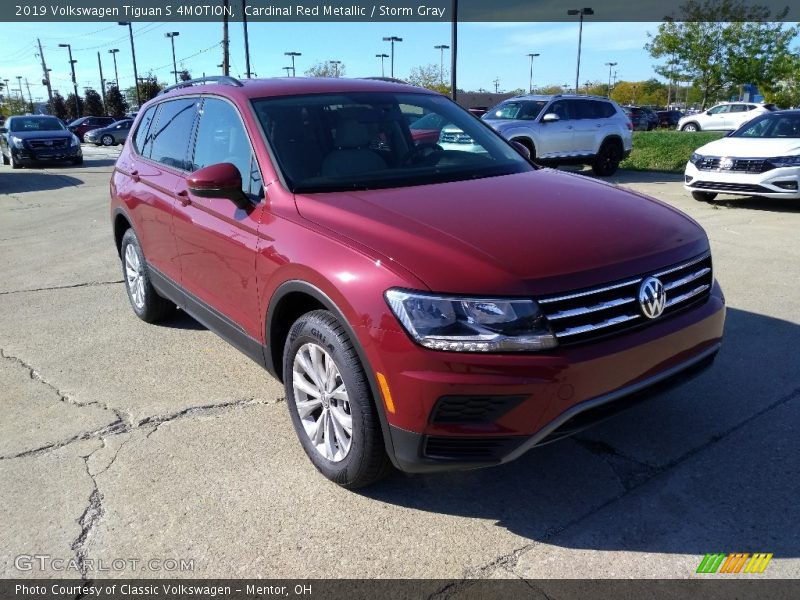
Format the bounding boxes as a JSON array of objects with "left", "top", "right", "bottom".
[
  {"left": 479, "top": 94, "right": 633, "bottom": 176},
  {"left": 677, "top": 102, "right": 776, "bottom": 132}
]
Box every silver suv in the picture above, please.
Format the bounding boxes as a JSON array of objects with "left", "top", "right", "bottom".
[{"left": 481, "top": 94, "right": 633, "bottom": 176}]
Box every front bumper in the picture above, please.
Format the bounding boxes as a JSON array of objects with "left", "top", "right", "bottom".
[
  {"left": 684, "top": 161, "right": 800, "bottom": 199},
  {"left": 369, "top": 282, "right": 725, "bottom": 473},
  {"left": 11, "top": 145, "right": 82, "bottom": 163}
]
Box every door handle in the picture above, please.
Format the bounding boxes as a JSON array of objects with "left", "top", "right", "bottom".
[
  {"left": 130, "top": 170, "right": 139, "bottom": 182},
  {"left": 176, "top": 189, "right": 190, "bottom": 207}
]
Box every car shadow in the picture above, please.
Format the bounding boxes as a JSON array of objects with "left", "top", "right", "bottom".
[
  {"left": 361, "top": 307, "right": 800, "bottom": 559},
  {"left": 0, "top": 170, "right": 83, "bottom": 193},
  {"left": 155, "top": 309, "right": 208, "bottom": 331}
]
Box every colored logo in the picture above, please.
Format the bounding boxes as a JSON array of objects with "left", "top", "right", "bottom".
[{"left": 697, "top": 553, "right": 773, "bottom": 574}]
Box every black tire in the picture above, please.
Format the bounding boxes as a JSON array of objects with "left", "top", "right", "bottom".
[
  {"left": 9, "top": 153, "right": 21, "bottom": 169},
  {"left": 101, "top": 134, "right": 114, "bottom": 146},
  {"left": 691, "top": 191, "right": 717, "bottom": 202},
  {"left": 592, "top": 141, "right": 623, "bottom": 176},
  {"left": 72, "top": 156, "right": 83, "bottom": 166},
  {"left": 119, "top": 228, "right": 175, "bottom": 323},
  {"left": 511, "top": 137, "right": 536, "bottom": 160},
  {"left": 681, "top": 122, "right": 700, "bottom": 132},
  {"left": 283, "top": 310, "right": 392, "bottom": 489},
  {"left": 2, "top": 152, "right": 8, "bottom": 165}
]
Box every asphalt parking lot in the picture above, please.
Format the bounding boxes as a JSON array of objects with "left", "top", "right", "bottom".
[{"left": 1, "top": 145, "right": 798, "bottom": 588}]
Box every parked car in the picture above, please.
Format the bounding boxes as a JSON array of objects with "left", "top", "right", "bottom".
[
  {"left": 1, "top": 114, "right": 82, "bottom": 168},
  {"left": 684, "top": 110, "right": 800, "bottom": 201},
  {"left": 112, "top": 76, "right": 724, "bottom": 488},
  {"left": 68, "top": 116, "right": 116, "bottom": 141},
  {"left": 677, "top": 102, "right": 776, "bottom": 132},
  {"left": 624, "top": 106, "right": 657, "bottom": 130},
  {"left": 85, "top": 119, "right": 133, "bottom": 146},
  {"left": 408, "top": 112, "right": 449, "bottom": 145},
  {"left": 623, "top": 106, "right": 649, "bottom": 131},
  {"left": 481, "top": 94, "right": 633, "bottom": 175},
  {"left": 657, "top": 110, "right": 683, "bottom": 128}
]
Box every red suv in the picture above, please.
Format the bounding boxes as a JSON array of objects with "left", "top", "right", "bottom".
[{"left": 111, "top": 76, "right": 725, "bottom": 488}]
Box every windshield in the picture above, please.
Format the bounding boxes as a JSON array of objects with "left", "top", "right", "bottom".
[
  {"left": 732, "top": 113, "right": 800, "bottom": 138},
  {"left": 483, "top": 100, "right": 548, "bottom": 121},
  {"left": 9, "top": 117, "right": 66, "bottom": 132},
  {"left": 253, "top": 92, "right": 532, "bottom": 193}
]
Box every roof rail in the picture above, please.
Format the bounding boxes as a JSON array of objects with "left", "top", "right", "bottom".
[{"left": 159, "top": 75, "right": 243, "bottom": 95}]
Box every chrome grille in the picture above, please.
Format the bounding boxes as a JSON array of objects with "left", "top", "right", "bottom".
[
  {"left": 538, "top": 253, "right": 713, "bottom": 345},
  {"left": 696, "top": 156, "right": 773, "bottom": 174}
]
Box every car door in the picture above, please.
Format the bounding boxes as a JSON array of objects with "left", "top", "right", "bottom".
[
  {"left": 172, "top": 96, "right": 266, "bottom": 349},
  {"left": 537, "top": 100, "right": 574, "bottom": 157},
  {"left": 117, "top": 100, "right": 197, "bottom": 289},
  {"left": 567, "top": 100, "right": 600, "bottom": 156},
  {"left": 702, "top": 105, "right": 731, "bottom": 130}
]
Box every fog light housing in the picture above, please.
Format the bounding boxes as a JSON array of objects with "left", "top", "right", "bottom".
[
  {"left": 773, "top": 180, "right": 798, "bottom": 190},
  {"left": 685, "top": 175, "right": 694, "bottom": 183}
]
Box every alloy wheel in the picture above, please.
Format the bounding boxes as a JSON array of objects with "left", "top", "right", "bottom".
[{"left": 124, "top": 244, "right": 145, "bottom": 309}]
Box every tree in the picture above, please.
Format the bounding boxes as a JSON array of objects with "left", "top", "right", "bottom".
[
  {"left": 762, "top": 55, "right": 800, "bottom": 108},
  {"left": 105, "top": 85, "right": 129, "bottom": 118},
  {"left": 178, "top": 69, "right": 192, "bottom": 82},
  {"left": 64, "top": 93, "right": 84, "bottom": 120},
  {"left": 1, "top": 96, "right": 29, "bottom": 117},
  {"left": 304, "top": 61, "right": 346, "bottom": 78},
  {"left": 646, "top": 0, "right": 799, "bottom": 108},
  {"left": 137, "top": 76, "right": 164, "bottom": 104},
  {"left": 46, "top": 91, "right": 68, "bottom": 120},
  {"left": 83, "top": 89, "right": 104, "bottom": 116},
  {"left": 407, "top": 64, "right": 450, "bottom": 94}
]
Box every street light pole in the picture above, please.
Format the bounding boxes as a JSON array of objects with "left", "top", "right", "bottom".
[
  {"left": 605, "top": 61, "right": 617, "bottom": 98},
  {"left": 118, "top": 22, "right": 141, "bottom": 107},
  {"left": 375, "top": 53, "right": 389, "bottom": 77},
  {"left": 165, "top": 32, "right": 180, "bottom": 83},
  {"left": 58, "top": 44, "right": 80, "bottom": 116},
  {"left": 382, "top": 36, "right": 403, "bottom": 78},
  {"left": 108, "top": 49, "right": 120, "bottom": 88},
  {"left": 242, "top": 0, "right": 252, "bottom": 78},
  {"left": 526, "top": 52, "right": 540, "bottom": 94},
  {"left": 434, "top": 44, "right": 450, "bottom": 85},
  {"left": 285, "top": 52, "right": 301, "bottom": 77},
  {"left": 567, "top": 7, "right": 594, "bottom": 94},
  {"left": 329, "top": 60, "right": 342, "bottom": 78}
]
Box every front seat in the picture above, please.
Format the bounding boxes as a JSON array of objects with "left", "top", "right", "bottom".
[{"left": 321, "top": 120, "right": 387, "bottom": 178}]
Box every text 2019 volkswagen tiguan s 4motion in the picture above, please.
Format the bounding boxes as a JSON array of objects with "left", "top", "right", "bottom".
[{"left": 110, "top": 77, "right": 725, "bottom": 488}]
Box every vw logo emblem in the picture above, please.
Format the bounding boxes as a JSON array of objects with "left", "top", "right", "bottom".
[
  {"left": 638, "top": 277, "right": 666, "bottom": 319},
  {"left": 719, "top": 156, "right": 734, "bottom": 170}
]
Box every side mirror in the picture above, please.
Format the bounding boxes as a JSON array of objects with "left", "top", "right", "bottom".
[
  {"left": 187, "top": 162, "right": 250, "bottom": 209},
  {"left": 541, "top": 113, "right": 560, "bottom": 123},
  {"left": 510, "top": 140, "right": 531, "bottom": 160}
]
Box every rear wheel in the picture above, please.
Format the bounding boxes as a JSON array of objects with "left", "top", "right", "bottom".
[
  {"left": 592, "top": 141, "right": 623, "bottom": 176},
  {"left": 120, "top": 228, "right": 175, "bottom": 323},
  {"left": 681, "top": 123, "right": 700, "bottom": 132},
  {"left": 283, "top": 310, "right": 392, "bottom": 489},
  {"left": 691, "top": 191, "right": 717, "bottom": 202}
]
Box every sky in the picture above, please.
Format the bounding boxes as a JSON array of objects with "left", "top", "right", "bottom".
[{"left": 0, "top": 20, "right": 660, "bottom": 104}]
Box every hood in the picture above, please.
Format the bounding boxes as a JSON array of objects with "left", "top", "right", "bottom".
[
  {"left": 294, "top": 169, "right": 708, "bottom": 296},
  {"left": 9, "top": 129, "right": 72, "bottom": 140},
  {"left": 696, "top": 136, "right": 800, "bottom": 158}
]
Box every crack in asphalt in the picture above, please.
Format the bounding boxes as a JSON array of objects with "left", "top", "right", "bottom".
[
  {"left": 71, "top": 452, "right": 105, "bottom": 581},
  {"left": 0, "top": 279, "right": 123, "bottom": 296},
  {"left": 428, "top": 384, "right": 800, "bottom": 598}
]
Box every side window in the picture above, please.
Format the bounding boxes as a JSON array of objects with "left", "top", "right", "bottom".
[
  {"left": 708, "top": 105, "right": 729, "bottom": 115},
  {"left": 132, "top": 106, "right": 157, "bottom": 155},
  {"left": 192, "top": 98, "right": 261, "bottom": 199},
  {"left": 729, "top": 104, "right": 746, "bottom": 113},
  {"left": 599, "top": 102, "right": 617, "bottom": 118},
  {"left": 147, "top": 98, "right": 199, "bottom": 170},
  {"left": 548, "top": 100, "right": 570, "bottom": 120}
]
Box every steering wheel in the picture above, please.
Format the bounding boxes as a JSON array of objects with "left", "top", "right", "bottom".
[{"left": 402, "top": 143, "right": 444, "bottom": 167}]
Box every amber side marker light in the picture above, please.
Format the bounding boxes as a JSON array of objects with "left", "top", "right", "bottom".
[{"left": 376, "top": 372, "right": 395, "bottom": 414}]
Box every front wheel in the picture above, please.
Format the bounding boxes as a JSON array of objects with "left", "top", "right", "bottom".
[
  {"left": 284, "top": 310, "right": 392, "bottom": 489},
  {"left": 9, "top": 153, "right": 21, "bottom": 169},
  {"left": 691, "top": 191, "right": 717, "bottom": 202},
  {"left": 101, "top": 134, "right": 114, "bottom": 146},
  {"left": 592, "top": 142, "right": 623, "bottom": 176},
  {"left": 681, "top": 123, "right": 700, "bottom": 132}
]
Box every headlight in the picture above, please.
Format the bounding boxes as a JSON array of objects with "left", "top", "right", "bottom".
[
  {"left": 768, "top": 155, "right": 800, "bottom": 168},
  {"left": 689, "top": 152, "right": 703, "bottom": 165},
  {"left": 70, "top": 134, "right": 80, "bottom": 146},
  {"left": 10, "top": 136, "right": 25, "bottom": 148},
  {"left": 385, "top": 289, "right": 557, "bottom": 352}
]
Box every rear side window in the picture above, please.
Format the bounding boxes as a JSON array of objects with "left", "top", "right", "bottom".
[
  {"left": 146, "top": 98, "right": 199, "bottom": 171},
  {"left": 569, "top": 100, "right": 615, "bottom": 119},
  {"left": 132, "top": 106, "right": 157, "bottom": 155}
]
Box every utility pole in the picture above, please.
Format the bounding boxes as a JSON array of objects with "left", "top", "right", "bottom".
[
  {"left": 376, "top": 53, "right": 389, "bottom": 78},
  {"left": 527, "top": 53, "right": 540, "bottom": 94},
  {"left": 605, "top": 61, "right": 617, "bottom": 98},
  {"left": 58, "top": 44, "right": 80, "bottom": 116},
  {"left": 108, "top": 49, "right": 120, "bottom": 88},
  {"left": 118, "top": 22, "right": 141, "bottom": 107},
  {"left": 222, "top": 0, "right": 230, "bottom": 76},
  {"left": 24, "top": 78, "right": 34, "bottom": 112},
  {"left": 493, "top": 77, "right": 500, "bottom": 93},
  {"left": 451, "top": 0, "right": 458, "bottom": 100},
  {"left": 97, "top": 52, "right": 107, "bottom": 114},
  {"left": 37, "top": 38, "right": 53, "bottom": 104},
  {"left": 382, "top": 36, "right": 402, "bottom": 78},
  {"left": 242, "top": 0, "right": 252, "bottom": 78},
  {"left": 285, "top": 52, "right": 301, "bottom": 77},
  {"left": 434, "top": 44, "right": 450, "bottom": 85}
]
